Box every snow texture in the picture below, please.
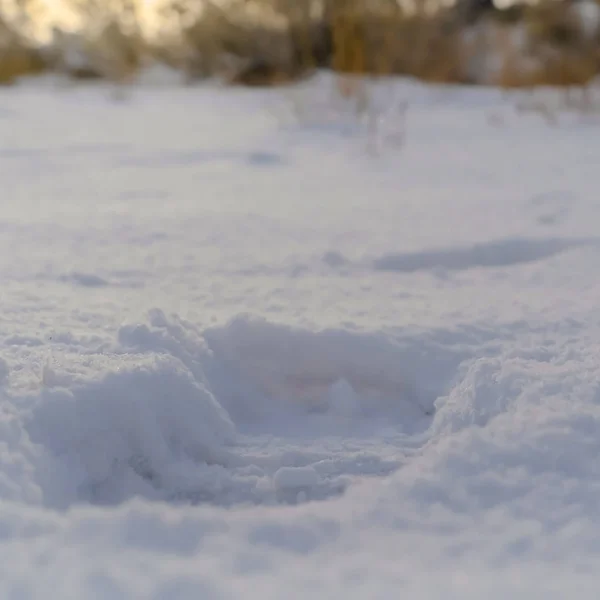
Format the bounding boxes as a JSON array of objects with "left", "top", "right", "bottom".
[{"left": 1, "top": 73, "right": 600, "bottom": 597}]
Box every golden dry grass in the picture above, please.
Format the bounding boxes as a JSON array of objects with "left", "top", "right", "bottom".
[
  {"left": 0, "top": 16, "right": 46, "bottom": 83},
  {"left": 329, "top": 1, "right": 465, "bottom": 82},
  {"left": 490, "top": 1, "right": 600, "bottom": 88},
  {"left": 0, "top": 0, "right": 599, "bottom": 89}
]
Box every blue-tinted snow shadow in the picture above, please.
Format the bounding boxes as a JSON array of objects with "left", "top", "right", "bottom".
[
  {"left": 58, "top": 272, "right": 110, "bottom": 288},
  {"left": 56, "top": 271, "right": 149, "bottom": 289},
  {"left": 372, "top": 237, "right": 597, "bottom": 274},
  {"left": 115, "top": 149, "right": 285, "bottom": 169},
  {"left": 0, "top": 146, "right": 285, "bottom": 171}
]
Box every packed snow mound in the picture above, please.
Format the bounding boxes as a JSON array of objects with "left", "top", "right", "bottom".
[
  {"left": 10, "top": 308, "right": 583, "bottom": 512},
  {"left": 0, "top": 309, "right": 470, "bottom": 510},
  {"left": 118, "top": 309, "right": 213, "bottom": 373},
  {"left": 15, "top": 309, "right": 468, "bottom": 508},
  {"left": 27, "top": 354, "right": 235, "bottom": 507},
  {"left": 0, "top": 394, "right": 44, "bottom": 506},
  {"left": 362, "top": 341, "right": 600, "bottom": 554}
]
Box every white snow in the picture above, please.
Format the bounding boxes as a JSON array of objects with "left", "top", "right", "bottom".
[
  {"left": 1, "top": 73, "right": 600, "bottom": 597},
  {"left": 273, "top": 466, "right": 319, "bottom": 489}
]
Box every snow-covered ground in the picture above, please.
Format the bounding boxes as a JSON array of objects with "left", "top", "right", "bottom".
[{"left": 2, "top": 73, "right": 600, "bottom": 597}]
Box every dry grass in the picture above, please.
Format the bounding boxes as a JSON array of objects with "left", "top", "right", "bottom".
[
  {"left": 49, "top": 0, "right": 148, "bottom": 81},
  {"left": 0, "top": 0, "right": 599, "bottom": 90},
  {"left": 462, "top": 0, "right": 600, "bottom": 88},
  {"left": 0, "top": 14, "right": 46, "bottom": 83},
  {"left": 177, "top": 0, "right": 303, "bottom": 84},
  {"left": 328, "top": 0, "right": 465, "bottom": 82}
]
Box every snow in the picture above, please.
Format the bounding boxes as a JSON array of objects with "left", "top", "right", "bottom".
[
  {"left": 273, "top": 466, "right": 319, "bottom": 489},
  {"left": 1, "top": 73, "right": 600, "bottom": 597}
]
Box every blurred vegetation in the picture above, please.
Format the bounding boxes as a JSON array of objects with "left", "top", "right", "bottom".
[{"left": 0, "top": 0, "right": 599, "bottom": 88}]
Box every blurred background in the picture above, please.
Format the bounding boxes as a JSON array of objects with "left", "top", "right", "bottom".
[{"left": 0, "top": 0, "right": 599, "bottom": 88}]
